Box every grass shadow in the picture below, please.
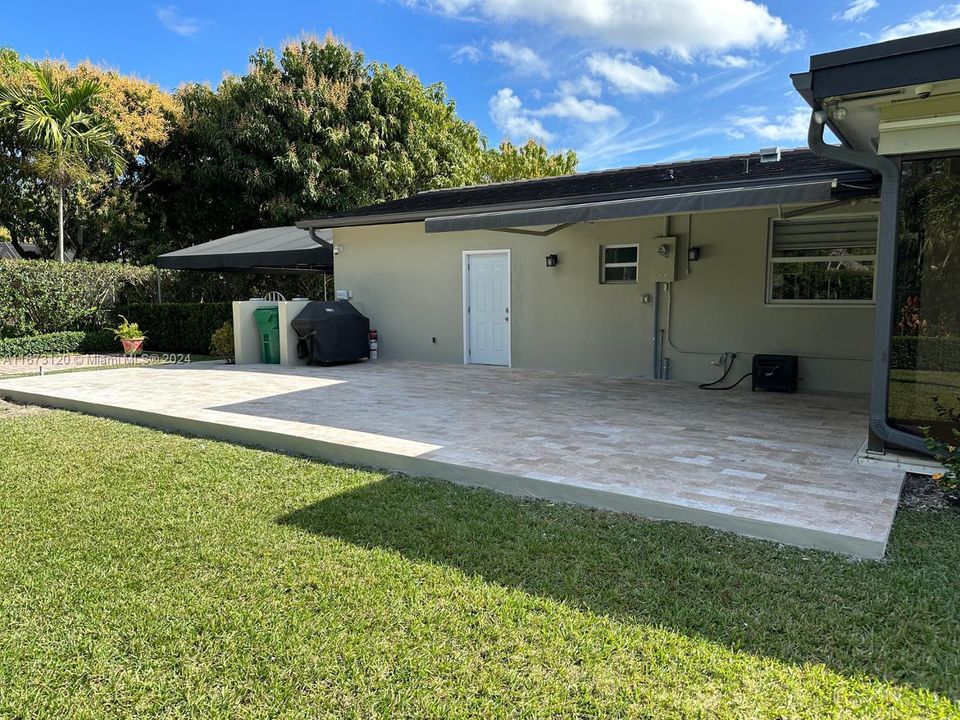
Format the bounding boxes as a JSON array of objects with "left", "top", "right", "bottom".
[{"left": 279, "top": 474, "right": 960, "bottom": 699}]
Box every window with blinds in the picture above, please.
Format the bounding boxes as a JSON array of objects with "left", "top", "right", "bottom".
[
  {"left": 767, "top": 215, "right": 878, "bottom": 304},
  {"left": 600, "top": 244, "right": 639, "bottom": 283}
]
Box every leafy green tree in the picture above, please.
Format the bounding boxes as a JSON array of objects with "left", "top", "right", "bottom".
[
  {"left": 0, "top": 63, "right": 124, "bottom": 262},
  {"left": 144, "top": 35, "right": 576, "bottom": 261},
  {"left": 147, "top": 35, "right": 485, "bottom": 254},
  {"left": 0, "top": 49, "right": 178, "bottom": 262},
  {"left": 1, "top": 39, "right": 577, "bottom": 265},
  {"left": 0, "top": 48, "right": 39, "bottom": 257},
  {"left": 476, "top": 140, "right": 577, "bottom": 184}
]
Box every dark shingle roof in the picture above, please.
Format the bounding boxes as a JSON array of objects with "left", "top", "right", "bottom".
[{"left": 298, "top": 148, "right": 877, "bottom": 229}]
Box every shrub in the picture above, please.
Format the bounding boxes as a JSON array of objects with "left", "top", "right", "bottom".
[
  {"left": 0, "top": 259, "right": 154, "bottom": 338},
  {"left": 0, "top": 330, "right": 117, "bottom": 358},
  {"left": 116, "top": 303, "right": 232, "bottom": 355},
  {"left": 210, "top": 322, "right": 234, "bottom": 360},
  {"left": 78, "top": 329, "right": 117, "bottom": 353},
  {"left": 923, "top": 398, "right": 960, "bottom": 497},
  {"left": 890, "top": 336, "right": 960, "bottom": 372}
]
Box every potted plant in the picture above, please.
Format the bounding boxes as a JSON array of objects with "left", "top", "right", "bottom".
[{"left": 114, "top": 315, "right": 146, "bottom": 356}]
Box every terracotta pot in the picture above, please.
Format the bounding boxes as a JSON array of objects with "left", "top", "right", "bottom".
[{"left": 120, "top": 337, "right": 145, "bottom": 356}]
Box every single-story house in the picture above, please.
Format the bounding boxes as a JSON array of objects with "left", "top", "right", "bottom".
[
  {"left": 4, "top": 29, "right": 957, "bottom": 557},
  {"left": 298, "top": 28, "right": 960, "bottom": 460}
]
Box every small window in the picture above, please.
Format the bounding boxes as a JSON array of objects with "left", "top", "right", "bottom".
[
  {"left": 601, "top": 244, "right": 639, "bottom": 283},
  {"left": 767, "top": 216, "right": 878, "bottom": 304}
]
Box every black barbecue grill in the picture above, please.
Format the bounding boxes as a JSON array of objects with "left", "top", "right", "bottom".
[{"left": 291, "top": 301, "right": 370, "bottom": 365}]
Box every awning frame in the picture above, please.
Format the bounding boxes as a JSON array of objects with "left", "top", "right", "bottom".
[
  {"left": 156, "top": 226, "right": 333, "bottom": 272},
  {"left": 423, "top": 180, "right": 839, "bottom": 234}
]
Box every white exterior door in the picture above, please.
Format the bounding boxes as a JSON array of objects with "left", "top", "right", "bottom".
[{"left": 464, "top": 251, "right": 510, "bottom": 366}]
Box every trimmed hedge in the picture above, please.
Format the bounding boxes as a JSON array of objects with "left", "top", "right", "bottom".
[
  {"left": 116, "top": 303, "right": 232, "bottom": 355},
  {"left": 0, "top": 259, "right": 154, "bottom": 339},
  {"left": 891, "top": 336, "right": 960, "bottom": 372},
  {"left": 0, "top": 329, "right": 117, "bottom": 358}
]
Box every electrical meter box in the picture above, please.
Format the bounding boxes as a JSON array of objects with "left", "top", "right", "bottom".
[{"left": 649, "top": 236, "right": 677, "bottom": 283}]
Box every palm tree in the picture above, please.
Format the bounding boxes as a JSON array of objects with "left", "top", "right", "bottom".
[{"left": 0, "top": 64, "right": 123, "bottom": 262}]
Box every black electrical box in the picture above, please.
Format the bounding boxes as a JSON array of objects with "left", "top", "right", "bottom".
[{"left": 752, "top": 354, "right": 798, "bottom": 393}]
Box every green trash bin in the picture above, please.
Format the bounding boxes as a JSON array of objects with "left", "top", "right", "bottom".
[{"left": 253, "top": 306, "right": 281, "bottom": 364}]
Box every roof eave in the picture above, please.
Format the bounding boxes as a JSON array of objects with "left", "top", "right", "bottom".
[
  {"left": 790, "top": 71, "right": 856, "bottom": 149},
  {"left": 297, "top": 168, "right": 876, "bottom": 230},
  {"left": 796, "top": 28, "right": 960, "bottom": 106}
]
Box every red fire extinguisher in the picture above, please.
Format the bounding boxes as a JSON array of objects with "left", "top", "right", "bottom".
[{"left": 368, "top": 329, "right": 378, "bottom": 360}]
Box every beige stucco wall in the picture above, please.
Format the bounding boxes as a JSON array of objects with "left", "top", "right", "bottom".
[{"left": 333, "top": 203, "right": 876, "bottom": 392}]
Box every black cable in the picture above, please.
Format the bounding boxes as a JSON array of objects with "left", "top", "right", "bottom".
[
  {"left": 702, "top": 371, "right": 753, "bottom": 391},
  {"left": 698, "top": 353, "right": 735, "bottom": 389},
  {"left": 699, "top": 353, "right": 752, "bottom": 391}
]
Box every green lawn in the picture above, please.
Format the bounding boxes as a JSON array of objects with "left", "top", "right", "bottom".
[{"left": 1, "top": 406, "right": 958, "bottom": 718}]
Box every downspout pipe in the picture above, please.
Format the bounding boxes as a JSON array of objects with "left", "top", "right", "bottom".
[
  {"left": 806, "top": 110, "right": 928, "bottom": 455},
  {"left": 308, "top": 227, "right": 331, "bottom": 246}
]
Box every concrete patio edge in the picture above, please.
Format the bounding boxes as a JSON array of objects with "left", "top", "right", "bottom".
[{"left": 1, "top": 384, "right": 894, "bottom": 560}]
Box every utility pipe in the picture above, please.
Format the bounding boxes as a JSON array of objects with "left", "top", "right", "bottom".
[
  {"left": 651, "top": 282, "right": 661, "bottom": 379},
  {"left": 806, "top": 110, "right": 927, "bottom": 455},
  {"left": 651, "top": 215, "right": 672, "bottom": 379}
]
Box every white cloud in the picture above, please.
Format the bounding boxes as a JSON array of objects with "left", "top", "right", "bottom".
[
  {"left": 586, "top": 53, "right": 676, "bottom": 95},
  {"left": 534, "top": 96, "right": 620, "bottom": 122},
  {"left": 575, "top": 114, "right": 721, "bottom": 168},
  {"left": 704, "top": 54, "right": 756, "bottom": 69},
  {"left": 406, "top": 0, "right": 476, "bottom": 13},
  {"left": 704, "top": 65, "right": 772, "bottom": 97},
  {"left": 557, "top": 76, "right": 602, "bottom": 98},
  {"left": 834, "top": 0, "right": 878, "bottom": 22},
  {"left": 451, "top": 45, "right": 483, "bottom": 63},
  {"left": 155, "top": 5, "right": 205, "bottom": 37},
  {"left": 405, "top": 0, "right": 789, "bottom": 58},
  {"left": 728, "top": 108, "right": 810, "bottom": 143},
  {"left": 880, "top": 4, "right": 960, "bottom": 40},
  {"left": 490, "top": 41, "right": 548, "bottom": 75},
  {"left": 658, "top": 148, "right": 703, "bottom": 163},
  {"left": 489, "top": 88, "right": 555, "bottom": 142}
]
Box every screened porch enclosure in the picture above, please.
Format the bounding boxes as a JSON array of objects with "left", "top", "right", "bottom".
[{"left": 889, "top": 155, "right": 960, "bottom": 444}]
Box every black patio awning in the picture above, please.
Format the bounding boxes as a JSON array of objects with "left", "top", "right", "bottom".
[
  {"left": 156, "top": 226, "right": 333, "bottom": 272},
  {"left": 425, "top": 179, "right": 837, "bottom": 234}
]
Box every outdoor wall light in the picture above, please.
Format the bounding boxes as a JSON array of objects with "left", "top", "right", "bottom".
[
  {"left": 688, "top": 246, "right": 701, "bottom": 262},
  {"left": 545, "top": 254, "right": 559, "bottom": 268},
  {"left": 333, "top": 244, "right": 343, "bottom": 256}
]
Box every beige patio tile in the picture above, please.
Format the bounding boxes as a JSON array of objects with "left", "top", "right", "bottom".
[{"left": 0, "top": 360, "right": 904, "bottom": 558}]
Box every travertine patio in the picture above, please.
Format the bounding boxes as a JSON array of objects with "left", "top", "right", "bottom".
[{"left": 0, "top": 361, "right": 904, "bottom": 558}]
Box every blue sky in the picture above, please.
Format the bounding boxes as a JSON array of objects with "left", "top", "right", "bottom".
[{"left": 4, "top": 1, "right": 960, "bottom": 170}]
